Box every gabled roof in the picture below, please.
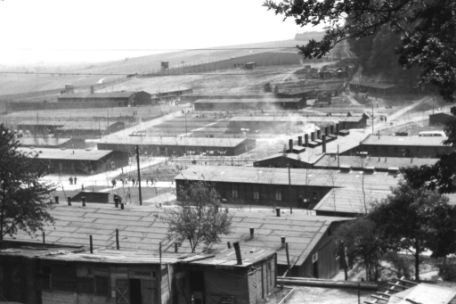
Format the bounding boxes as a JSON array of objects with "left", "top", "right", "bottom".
[
  {"left": 314, "top": 155, "right": 439, "bottom": 170},
  {"left": 9, "top": 204, "right": 346, "bottom": 267},
  {"left": 387, "top": 283, "right": 456, "bottom": 304},
  {"left": 313, "top": 188, "right": 390, "bottom": 215},
  {"left": 176, "top": 165, "right": 398, "bottom": 191},
  {"left": 361, "top": 135, "right": 448, "bottom": 147},
  {"left": 18, "top": 147, "right": 113, "bottom": 161}
]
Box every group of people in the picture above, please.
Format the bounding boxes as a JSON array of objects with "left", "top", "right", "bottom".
[
  {"left": 110, "top": 177, "right": 158, "bottom": 188},
  {"left": 68, "top": 176, "right": 78, "bottom": 185}
]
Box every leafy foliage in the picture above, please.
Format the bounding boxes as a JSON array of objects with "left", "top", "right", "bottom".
[
  {"left": 265, "top": 0, "right": 456, "bottom": 100},
  {"left": 335, "top": 218, "right": 385, "bottom": 281},
  {"left": 0, "top": 124, "right": 54, "bottom": 240},
  {"left": 166, "top": 182, "right": 232, "bottom": 253},
  {"left": 369, "top": 182, "right": 455, "bottom": 280}
]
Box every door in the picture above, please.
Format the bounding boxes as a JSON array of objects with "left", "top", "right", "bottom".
[
  {"left": 129, "top": 279, "right": 142, "bottom": 304},
  {"left": 116, "top": 279, "right": 130, "bottom": 304}
]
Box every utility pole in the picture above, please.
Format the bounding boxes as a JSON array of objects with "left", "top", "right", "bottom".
[
  {"left": 371, "top": 101, "right": 374, "bottom": 134},
  {"left": 135, "top": 145, "right": 143, "bottom": 206}
]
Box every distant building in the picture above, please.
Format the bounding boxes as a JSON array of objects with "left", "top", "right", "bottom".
[
  {"left": 194, "top": 98, "right": 307, "bottom": 111},
  {"left": 97, "top": 136, "right": 255, "bottom": 156},
  {"left": 344, "top": 134, "right": 454, "bottom": 158},
  {"left": 175, "top": 165, "right": 398, "bottom": 209},
  {"left": 58, "top": 91, "right": 154, "bottom": 107},
  {"left": 429, "top": 112, "right": 456, "bottom": 126},
  {"left": 19, "top": 147, "right": 129, "bottom": 174},
  {"left": 18, "top": 137, "right": 74, "bottom": 148}
]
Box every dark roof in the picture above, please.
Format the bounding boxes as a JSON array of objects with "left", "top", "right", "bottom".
[
  {"left": 176, "top": 165, "right": 399, "bottom": 191},
  {"left": 10, "top": 204, "right": 345, "bottom": 267},
  {"left": 58, "top": 91, "right": 147, "bottom": 99},
  {"left": 362, "top": 135, "right": 448, "bottom": 147},
  {"left": 18, "top": 147, "right": 113, "bottom": 161},
  {"left": 350, "top": 81, "right": 396, "bottom": 90}
]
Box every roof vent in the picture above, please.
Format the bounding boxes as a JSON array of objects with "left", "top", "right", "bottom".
[
  {"left": 364, "top": 166, "right": 375, "bottom": 174},
  {"left": 340, "top": 165, "right": 351, "bottom": 173}
]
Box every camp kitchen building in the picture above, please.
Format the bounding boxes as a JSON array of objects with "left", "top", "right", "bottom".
[
  {"left": 19, "top": 147, "right": 129, "bottom": 175},
  {"left": 1, "top": 203, "right": 346, "bottom": 304}
]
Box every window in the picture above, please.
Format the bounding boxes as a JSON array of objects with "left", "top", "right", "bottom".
[
  {"left": 95, "top": 276, "right": 110, "bottom": 296},
  {"left": 253, "top": 191, "right": 259, "bottom": 200},
  {"left": 275, "top": 191, "right": 282, "bottom": 201}
]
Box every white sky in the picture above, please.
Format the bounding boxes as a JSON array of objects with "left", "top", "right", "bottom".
[{"left": 0, "top": 0, "right": 319, "bottom": 65}]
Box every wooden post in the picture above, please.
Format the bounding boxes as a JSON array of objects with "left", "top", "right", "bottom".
[
  {"left": 136, "top": 145, "right": 143, "bottom": 206},
  {"left": 233, "top": 242, "right": 242, "bottom": 265},
  {"left": 285, "top": 243, "right": 290, "bottom": 268},
  {"left": 116, "top": 229, "right": 120, "bottom": 250}
]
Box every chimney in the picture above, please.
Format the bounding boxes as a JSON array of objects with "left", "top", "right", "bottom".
[
  {"left": 288, "top": 139, "right": 293, "bottom": 152},
  {"left": 322, "top": 135, "right": 327, "bottom": 153},
  {"left": 298, "top": 136, "right": 303, "bottom": 146},
  {"left": 317, "top": 129, "right": 321, "bottom": 139},
  {"left": 42, "top": 231, "right": 46, "bottom": 244},
  {"left": 67, "top": 197, "right": 72, "bottom": 206},
  {"left": 276, "top": 207, "right": 281, "bottom": 217},
  {"left": 89, "top": 235, "right": 93, "bottom": 254},
  {"left": 250, "top": 228, "right": 255, "bottom": 239},
  {"left": 311, "top": 132, "right": 315, "bottom": 141},
  {"left": 281, "top": 236, "right": 286, "bottom": 248},
  {"left": 54, "top": 196, "right": 59, "bottom": 204},
  {"left": 81, "top": 196, "right": 86, "bottom": 207},
  {"left": 233, "top": 242, "right": 242, "bottom": 265},
  {"left": 304, "top": 134, "right": 309, "bottom": 146}
]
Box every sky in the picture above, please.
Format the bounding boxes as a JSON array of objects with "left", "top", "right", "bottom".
[{"left": 0, "top": 0, "right": 320, "bottom": 65}]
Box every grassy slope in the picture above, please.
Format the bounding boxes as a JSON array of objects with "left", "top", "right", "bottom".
[{"left": 0, "top": 36, "right": 324, "bottom": 96}]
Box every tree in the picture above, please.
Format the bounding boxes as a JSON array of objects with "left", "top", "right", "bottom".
[
  {"left": 0, "top": 124, "right": 54, "bottom": 241},
  {"left": 265, "top": 0, "right": 456, "bottom": 100},
  {"left": 369, "top": 182, "right": 456, "bottom": 281},
  {"left": 335, "top": 218, "right": 385, "bottom": 281},
  {"left": 167, "top": 182, "right": 232, "bottom": 253}
]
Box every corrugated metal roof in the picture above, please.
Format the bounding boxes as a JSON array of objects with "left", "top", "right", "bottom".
[
  {"left": 176, "top": 165, "right": 398, "bottom": 191},
  {"left": 9, "top": 204, "right": 345, "bottom": 267},
  {"left": 18, "top": 147, "right": 113, "bottom": 161}
]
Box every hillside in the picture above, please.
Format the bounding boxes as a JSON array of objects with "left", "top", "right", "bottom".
[{"left": 0, "top": 38, "right": 326, "bottom": 97}]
